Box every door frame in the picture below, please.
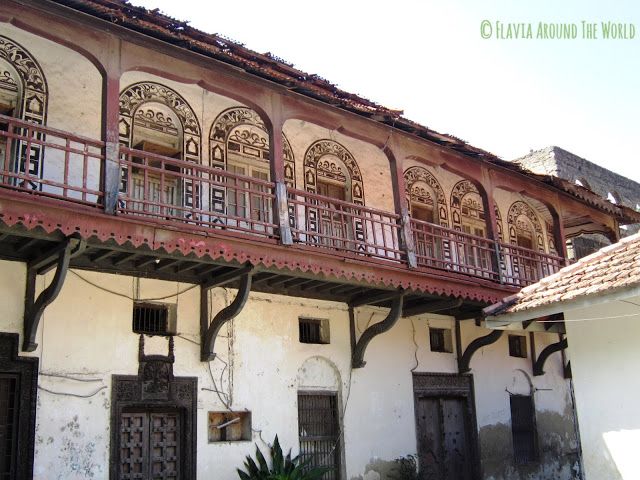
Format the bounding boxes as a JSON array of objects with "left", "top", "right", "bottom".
[{"left": 412, "top": 373, "right": 481, "bottom": 480}]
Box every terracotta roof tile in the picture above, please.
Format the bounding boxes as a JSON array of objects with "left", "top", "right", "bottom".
[{"left": 484, "top": 232, "right": 640, "bottom": 317}]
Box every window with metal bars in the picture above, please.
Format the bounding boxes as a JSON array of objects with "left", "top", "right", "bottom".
[
  {"left": 298, "top": 393, "right": 340, "bottom": 480},
  {"left": 509, "top": 395, "right": 538, "bottom": 464},
  {"left": 508, "top": 335, "right": 527, "bottom": 358},
  {"left": 299, "top": 318, "right": 329, "bottom": 344},
  {"left": 132, "top": 302, "right": 176, "bottom": 336}
]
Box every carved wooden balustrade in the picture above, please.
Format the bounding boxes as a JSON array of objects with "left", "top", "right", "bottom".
[
  {"left": 0, "top": 114, "right": 104, "bottom": 208},
  {"left": 410, "top": 218, "right": 499, "bottom": 281},
  {"left": 0, "top": 114, "right": 564, "bottom": 287},
  {"left": 288, "top": 188, "right": 403, "bottom": 262}
]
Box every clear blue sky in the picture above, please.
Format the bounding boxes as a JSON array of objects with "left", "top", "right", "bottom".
[{"left": 130, "top": 0, "right": 640, "bottom": 183}]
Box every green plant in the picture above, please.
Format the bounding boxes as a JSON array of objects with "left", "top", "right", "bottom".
[
  {"left": 237, "top": 435, "right": 332, "bottom": 480},
  {"left": 388, "top": 454, "right": 418, "bottom": 480}
]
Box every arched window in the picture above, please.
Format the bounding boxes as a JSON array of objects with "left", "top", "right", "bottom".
[
  {"left": 210, "top": 107, "right": 295, "bottom": 226},
  {"left": 451, "top": 180, "right": 486, "bottom": 237},
  {"left": 404, "top": 167, "right": 448, "bottom": 227},
  {"left": 119, "top": 82, "right": 201, "bottom": 218},
  {"left": 304, "top": 140, "right": 364, "bottom": 248},
  {"left": 0, "top": 35, "right": 48, "bottom": 185}
]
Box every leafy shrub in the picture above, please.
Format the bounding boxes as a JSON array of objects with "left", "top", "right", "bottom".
[
  {"left": 388, "top": 454, "right": 418, "bottom": 480},
  {"left": 237, "top": 435, "right": 331, "bottom": 480}
]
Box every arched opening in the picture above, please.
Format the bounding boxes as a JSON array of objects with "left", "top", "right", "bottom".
[
  {"left": 507, "top": 201, "right": 546, "bottom": 284},
  {"left": 303, "top": 139, "right": 364, "bottom": 249},
  {"left": 118, "top": 82, "right": 201, "bottom": 219},
  {"left": 0, "top": 35, "right": 48, "bottom": 186},
  {"left": 404, "top": 166, "right": 449, "bottom": 267},
  {"left": 210, "top": 107, "right": 295, "bottom": 229}
]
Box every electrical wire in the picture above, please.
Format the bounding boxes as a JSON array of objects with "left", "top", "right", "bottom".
[
  {"left": 70, "top": 270, "right": 198, "bottom": 301},
  {"left": 40, "top": 372, "right": 103, "bottom": 382},
  {"left": 38, "top": 385, "right": 107, "bottom": 398},
  {"left": 410, "top": 319, "right": 419, "bottom": 372}
]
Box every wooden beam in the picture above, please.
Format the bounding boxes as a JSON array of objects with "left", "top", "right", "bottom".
[
  {"left": 403, "top": 298, "right": 463, "bottom": 318},
  {"left": 349, "top": 290, "right": 398, "bottom": 308},
  {"left": 135, "top": 257, "right": 159, "bottom": 269},
  {"left": 352, "top": 294, "right": 404, "bottom": 368},
  {"left": 533, "top": 337, "right": 568, "bottom": 376},
  {"left": 23, "top": 235, "right": 86, "bottom": 352},
  {"left": 113, "top": 253, "right": 139, "bottom": 267},
  {"left": 201, "top": 271, "right": 253, "bottom": 361},
  {"left": 15, "top": 238, "right": 40, "bottom": 254},
  {"left": 156, "top": 259, "right": 181, "bottom": 272},
  {"left": 458, "top": 330, "right": 503, "bottom": 373},
  {"left": 90, "top": 249, "right": 117, "bottom": 263},
  {"left": 201, "top": 265, "right": 254, "bottom": 290}
]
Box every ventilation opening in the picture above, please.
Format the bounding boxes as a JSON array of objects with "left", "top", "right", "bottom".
[
  {"left": 299, "top": 318, "right": 330, "bottom": 344},
  {"left": 508, "top": 335, "right": 527, "bottom": 358},
  {"left": 429, "top": 327, "right": 453, "bottom": 353},
  {"left": 208, "top": 411, "right": 251, "bottom": 442},
  {"left": 132, "top": 302, "right": 176, "bottom": 336}
]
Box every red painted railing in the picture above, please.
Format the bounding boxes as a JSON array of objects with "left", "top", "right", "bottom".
[
  {"left": 0, "top": 114, "right": 104, "bottom": 208},
  {"left": 288, "top": 188, "right": 403, "bottom": 261},
  {"left": 411, "top": 219, "right": 499, "bottom": 281},
  {"left": 0, "top": 115, "right": 565, "bottom": 287},
  {"left": 498, "top": 242, "right": 564, "bottom": 287},
  {"left": 118, "top": 146, "right": 278, "bottom": 238}
]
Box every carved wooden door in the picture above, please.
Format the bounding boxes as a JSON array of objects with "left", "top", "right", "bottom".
[
  {"left": 119, "top": 411, "right": 180, "bottom": 480},
  {"left": 416, "top": 396, "right": 473, "bottom": 480}
]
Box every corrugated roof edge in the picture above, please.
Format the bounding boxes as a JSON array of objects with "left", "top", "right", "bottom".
[{"left": 46, "top": 0, "right": 640, "bottom": 224}]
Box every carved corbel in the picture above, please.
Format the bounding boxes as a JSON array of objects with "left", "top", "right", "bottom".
[
  {"left": 23, "top": 235, "right": 86, "bottom": 352},
  {"left": 533, "top": 337, "right": 568, "bottom": 376},
  {"left": 458, "top": 329, "right": 503, "bottom": 373},
  {"left": 201, "top": 267, "right": 254, "bottom": 361},
  {"left": 351, "top": 293, "right": 404, "bottom": 368}
]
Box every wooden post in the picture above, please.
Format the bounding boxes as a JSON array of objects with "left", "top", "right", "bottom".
[
  {"left": 480, "top": 168, "right": 503, "bottom": 282},
  {"left": 101, "top": 39, "right": 121, "bottom": 215},
  {"left": 386, "top": 145, "right": 417, "bottom": 268},
  {"left": 268, "top": 96, "right": 293, "bottom": 245},
  {"left": 551, "top": 206, "right": 568, "bottom": 264}
]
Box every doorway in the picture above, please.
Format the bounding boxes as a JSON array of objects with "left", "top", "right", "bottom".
[{"left": 413, "top": 373, "right": 479, "bottom": 480}]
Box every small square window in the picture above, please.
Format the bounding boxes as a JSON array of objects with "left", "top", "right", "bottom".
[
  {"left": 132, "top": 302, "right": 177, "bottom": 336},
  {"left": 299, "top": 318, "right": 330, "bottom": 344},
  {"left": 429, "top": 328, "right": 453, "bottom": 353},
  {"left": 208, "top": 411, "right": 251, "bottom": 442},
  {"left": 508, "top": 335, "right": 527, "bottom": 358}
]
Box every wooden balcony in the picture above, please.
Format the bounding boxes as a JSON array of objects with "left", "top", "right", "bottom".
[{"left": 0, "top": 114, "right": 564, "bottom": 295}]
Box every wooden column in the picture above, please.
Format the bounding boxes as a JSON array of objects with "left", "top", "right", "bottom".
[
  {"left": 268, "top": 96, "right": 293, "bottom": 245},
  {"left": 101, "top": 38, "right": 121, "bottom": 215},
  {"left": 480, "top": 168, "right": 503, "bottom": 282},
  {"left": 551, "top": 206, "right": 569, "bottom": 264},
  {"left": 386, "top": 144, "right": 417, "bottom": 268}
]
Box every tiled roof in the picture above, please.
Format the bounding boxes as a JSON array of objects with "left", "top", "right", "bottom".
[
  {"left": 484, "top": 231, "right": 640, "bottom": 318},
  {"left": 49, "top": 0, "right": 640, "bottom": 224}
]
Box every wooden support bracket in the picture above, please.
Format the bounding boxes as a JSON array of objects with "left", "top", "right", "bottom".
[
  {"left": 533, "top": 337, "right": 568, "bottom": 376},
  {"left": 351, "top": 293, "right": 404, "bottom": 368},
  {"left": 458, "top": 329, "right": 503, "bottom": 373},
  {"left": 23, "top": 235, "right": 86, "bottom": 352},
  {"left": 201, "top": 268, "right": 254, "bottom": 362}
]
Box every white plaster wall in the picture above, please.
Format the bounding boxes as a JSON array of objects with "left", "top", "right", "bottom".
[
  {"left": 565, "top": 295, "right": 640, "bottom": 480},
  {"left": 460, "top": 321, "right": 579, "bottom": 480},
  {"left": 0, "top": 258, "right": 579, "bottom": 480}
]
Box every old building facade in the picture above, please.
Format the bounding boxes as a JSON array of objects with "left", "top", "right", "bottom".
[
  {"left": 515, "top": 146, "right": 640, "bottom": 259},
  {"left": 0, "top": 1, "right": 638, "bottom": 479}
]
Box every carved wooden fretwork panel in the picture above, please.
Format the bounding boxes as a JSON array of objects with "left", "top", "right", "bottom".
[
  {"left": 209, "top": 107, "right": 296, "bottom": 220},
  {"left": 507, "top": 201, "right": 544, "bottom": 251},
  {"left": 0, "top": 35, "right": 48, "bottom": 186},
  {"left": 119, "top": 82, "right": 202, "bottom": 213},
  {"left": 404, "top": 167, "right": 449, "bottom": 227}
]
